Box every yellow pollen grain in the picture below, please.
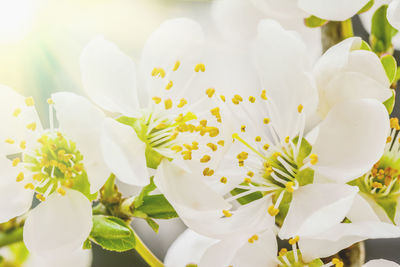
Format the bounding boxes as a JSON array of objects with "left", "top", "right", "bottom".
[
  {"left": 241, "top": 125, "right": 246, "bottom": 132},
  {"left": 194, "top": 63, "right": 205, "bottom": 72},
  {"left": 20, "top": 140, "right": 26, "bottom": 149},
  {"left": 64, "top": 179, "right": 74, "bottom": 188},
  {"left": 207, "top": 143, "right": 218, "bottom": 151},
  {"left": 12, "top": 157, "right": 21, "bottom": 167},
  {"left": 203, "top": 167, "right": 214, "bottom": 176},
  {"left": 47, "top": 98, "right": 54, "bottom": 105},
  {"left": 57, "top": 187, "right": 66, "bottom": 196},
  {"left": 387, "top": 136, "right": 392, "bottom": 143},
  {"left": 263, "top": 118, "right": 270, "bottom": 124},
  {"left": 261, "top": 90, "right": 267, "bottom": 100},
  {"left": 390, "top": 118, "right": 400, "bottom": 130},
  {"left": 372, "top": 182, "right": 383, "bottom": 188},
  {"left": 33, "top": 173, "right": 42, "bottom": 181},
  {"left": 165, "top": 80, "right": 173, "bottom": 90},
  {"left": 5, "top": 138, "right": 14, "bottom": 144},
  {"left": 248, "top": 96, "right": 256, "bottom": 103},
  {"left": 232, "top": 94, "right": 243, "bottom": 105},
  {"left": 279, "top": 248, "right": 288, "bottom": 257},
  {"left": 248, "top": 234, "right": 259, "bottom": 243},
  {"left": 25, "top": 97, "right": 35, "bottom": 106},
  {"left": 16, "top": 172, "right": 24, "bottom": 182},
  {"left": 285, "top": 136, "right": 290, "bottom": 143},
  {"left": 222, "top": 210, "right": 232, "bottom": 217},
  {"left": 200, "top": 155, "right": 211, "bottom": 163},
  {"left": 151, "top": 67, "right": 166, "bottom": 78},
  {"left": 220, "top": 177, "right": 227, "bottom": 183},
  {"left": 217, "top": 140, "right": 224, "bottom": 146},
  {"left": 24, "top": 183, "right": 34, "bottom": 190},
  {"left": 173, "top": 60, "right": 180, "bottom": 71},
  {"left": 152, "top": 97, "right": 162, "bottom": 104},
  {"left": 26, "top": 122, "right": 37, "bottom": 131},
  {"left": 310, "top": 154, "right": 318, "bottom": 165},
  {"left": 297, "top": 104, "right": 303, "bottom": 113},
  {"left": 267, "top": 205, "right": 279, "bottom": 216},
  {"left": 206, "top": 88, "right": 215, "bottom": 98},
  {"left": 36, "top": 194, "right": 46, "bottom": 202},
  {"left": 164, "top": 99, "right": 173, "bottom": 110},
  {"left": 247, "top": 171, "right": 254, "bottom": 177},
  {"left": 244, "top": 178, "right": 252, "bottom": 183},
  {"left": 177, "top": 98, "right": 187, "bottom": 108},
  {"left": 273, "top": 152, "right": 281, "bottom": 158},
  {"left": 286, "top": 182, "right": 294, "bottom": 193},
  {"left": 289, "top": 236, "right": 299, "bottom": 245},
  {"left": 332, "top": 258, "right": 343, "bottom": 267},
  {"left": 263, "top": 144, "right": 270, "bottom": 150},
  {"left": 13, "top": 108, "right": 21, "bottom": 117},
  {"left": 220, "top": 95, "right": 226, "bottom": 102},
  {"left": 255, "top": 136, "right": 261, "bottom": 142}
]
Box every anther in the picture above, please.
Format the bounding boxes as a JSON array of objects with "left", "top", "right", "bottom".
[
  {"left": 261, "top": 90, "right": 267, "bottom": 100},
  {"left": 288, "top": 236, "right": 299, "bottom": 245},
  {"left": 297, "top": 104, "right": 303, "bottom": 113},
  {"left": 13, "top": 108, "right": 21, "bottom": 117},
  {"left": 263, "top": 144, "right": 270, "bottom": 150},
  {"left": 248, "top": 96, "right": 256, "bottom": 103},
  {"left": 203, "top": 167, "right": 214, "bottom": 176},
  {"left": 16, "top": 172, "right": 24, "bottom": 182},
  {"left": 279, "top": 248, "right": 288, "bottom": 256},
  {"left": 173, "top": 60, "right": 180, "bottom": 71},
  {"left": 332, "top": 258, "right": 344, "bottom": 267},
  {"left": 36, "top": 194, "right": 46, "bottom": 201},
  {"left": 263, "top": 118, "right": 270, "bottom": 124},
  {"left": 206, "top": 88, "right": 215, "bottom": 98},
  {"left": 200, "top": 155, "right": 211, "bottom": 163},
  {"left": 244, "top": 177, "right": 252, "bottom": 183},
  {"left": 194, "top": 63, "right": 205, "bottom": 72},
  {"left": 232, "top": 95, "right": 243, "bottom": 105},
  {"left": 220, "top": 95, "right": 226, "bottom": 102},
  {"left": 267, "top": 205, "right": 279, "bottom": 216},
  {"left": 222, "top": 210, "right": 232, "bottom": 217},
  {"left": 165, "top": 81, "right": 173, "bottom": 90},
  {"left": 47, "top": 98, "right": 54, "bottom": 105},
  {"left": 310, "top": 154, "right": 318, "bottom": 165},
  {"left": 248, "top": 234, "right": 258, "bottom": 243},
  {"left": 220, "top": 177, "right": 227, "bottom": 183},
  {"left": 164, "top": 99, "right": 173, "bottom": 110},
  {"left": 24, "top": 183, "right": 34, "bottom": 190},
  {"left": 177, "top": 98, "right": 187, "bottom": 108},
  {"left": 285, "top": 136, "right": 290, "bottom": 143},
  {"left": 152, "top": 97, "right": 161, "bottom": 104},
  {"left": 5, "top": 138, "right": 14, "bottom": 144},
  {"left": 217, "top": 140, "right": 224, "bottom": 146},
  {"left": 387, "top": 136, "right": 392, "bottom": 143},
  {"left": 20, "top": 140, "right": 26, "bottom": 149},
  {"left": 12, "top": 157, "right": 21, "bottom": 167},
  {"left": 57, "top": 187, "right": 66, "bottom": 196},
  {"left": 255, "top": 136, "right": 261, "bottom": 142},
  {"left": 25, "top": 97, "right": 35, "bottom": 106},
  {"left": 26, "top": 122, "right": 37, "bottom": 131},
  {"left": 241, "top": 125, "right": 246, "bottom": 132},
  {"left": 286, "top": 182, "right": 294, "bottom": 193}
]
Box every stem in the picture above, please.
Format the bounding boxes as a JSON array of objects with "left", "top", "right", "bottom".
[
  {"left": 134, "top": 231, "right": 164, "bottom": 267},
  {"left": 321, "top": 19, "right": 354, "bottom": 52},
  {"left": 0, "top": 228, "right": 23, "bottom": 247}
]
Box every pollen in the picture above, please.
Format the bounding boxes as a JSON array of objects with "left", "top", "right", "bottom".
[
  {"left": 263, "top": 118, "right": 270, "bottom": 124},
  {"left": 248, "top": 234, "right": 259, "bottom": 243},
  {"left": 263, "top": 144, "right": 270, "bottom": 150},
  {"left": 217, "top": 140, "right": 224, "bottom": 146},
  {"left": 222, "top": 210, "right": 232, "bottom": 217},
  {"left": 152, "top": 97, "right": 162, "bottom": 104},
  {"left": 310, "top": 154, "right": 318, "bottom": 165},
  {"left": 220, "top": 177, "right": 227, "bottom": 183},
  {"left": 25, "top": 97, "right": 35, "bottom": 106},
  {"left": 244, "top": 177, "right": 252, "bottom": 183},
  {"left": 220, "top": 95, "right": 226, "bottom": 102},
  {"left": 20, "top": 140, "right": 26, "bottom": 149},
  {"left": 261, "top": 90, "right": 267, "bottom": 100},
  {"left": 164, "top": 99, "right": 173, "bottom": 110},
  {"left": 332, "top": 258, "right": 344, "bottom": 267},
  {"left": 241, "top": 125, "right": 246, "bottom": 132},
  {"left": 151, "top": 67, "right": 166, "bottom": 78},
  {"left": 232, "top": 95, "right": 243, "bottom": 105},
  {"left": 5, "top": 138, "right": 14, "bottom": 144},
  {"left": 47, "top": 98, "right": 54, "bottom": 105},
  {"left": 16, "top": 172, "right": 24, "bottom": 182},
  {"left": 387, "top": 136, "right": 392, "bottom": 143},
  {"left": 173, "top": 60, "right": 180, "bottom": 71},
  {"left": 285, "top": 136, "right": 290, "bottom": 143},
  {"left": 165, "top": 80, "right": 173, "bottom": 90},
  {"left": 267, "top": 205, "right": 279, "bottom": 216},
  {"left": 203, "top": 167, "right": 214, "bottom": 176},
  {"left": 255, "top": 136, "right": 261, "bottom": 142},
  {"left": 24, "top": 183, "right": 34, "bottom": 190},
  {"left": 206, "top": 88, "right": 215, "bottom": 98},
  {"left": 297, "top": 104, "right": 303, "bottom": 113},
  {"left": 279, "top": 248, "right": 288, "bottom": 257},
  {"left": 57, "top": 187, "right": 66, "bottom": 196},
  {"left": 248, "top": 96, "right": 256, "bottom": 103},
  {"left": 207, "top": 143, "right": 218, "bottom": 151},
  {"left": 194, "top": 63, "right": 205, "bottom": 72},
  {"left": 177, "top": 98, "right": 187, "bottom": 108},
  {"left": 286, "top": 182, "right": 294, "bottom": 193},
  {"left": 13, "top": 108, "right": 21, "bottom": 117},
  {"left": 372, "top": 182, "right": 383, "bottom": 188},
  {"left": 12, "top": 157, "right": 21, "bottom": 167},
  {"left": 200, "top": 155, "right": 211, "bottom": 163},
  {"left": 390, "top": 118, "right": 400, "bottom": 130},
  {"left": 289, "top": 236, "right": 299, "bottom": 245},
  {"left": 26, "top": 122, "right": 37, "bottom": 131},
  {"left": 36, "top": 194, "right": 46, "bottom": 202}
]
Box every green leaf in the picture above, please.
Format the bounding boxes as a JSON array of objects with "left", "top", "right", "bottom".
[
  {"left": 145, "top": 218, "right": 160, "bottom": 233},
  {"left": 360, "top": 40, "right": 372, "bottom": 51},
  {"left": 376, "top": 197, "right": 398, "bottom": 224},
  {"left": 383, "top": 89, "right": 396, "bottom": 114},
  {"left": 135, "top": 195, "right": 178, "bottom": 219},
  {"left": 381, "top": 54, "right": 398, "bottom": 83},
  {"left": 358, "top": 0, "right": 374, "bottom": 14},
  {"left": 90, "top": 215, "right": 136, "bottom": 252},
  {"left": 296, "top": 168, "right": 314, "bottom": 186},
  {"left": 134, "top": 177, "right": 156, "bottom": 208},
  {"left": 370, "top": 5, "right": 398, "bottom": 53},
  {"left": 304, "top": 15, "right": 327, "bottom": 28}
]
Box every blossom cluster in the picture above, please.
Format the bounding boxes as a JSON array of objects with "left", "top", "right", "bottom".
[{"left": 1, "top": 0, "right": 400, "bottom": 267}]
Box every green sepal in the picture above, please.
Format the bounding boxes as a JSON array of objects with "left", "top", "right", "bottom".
[
  {"left": 89, "top": 215, "right": 136, "bottom": 252},
  {"left": 230, "top": 187, "right": 263, "bottom": 205},
  {"left": 135, "top": 194, "right": 178, "bottom": 219},
  {"left": 296, "top": 168, "right": 315, "bottom": 186},
  {"left": 277, "top": 250, "right": 324, "bottom": 267},
  {"left": 376, "top": 197, "right": 398, "bottom": 224},
  {"left": 83, "top": 239, "right": 92, "bottom": 249},
  {"left": 370, "top": 5, "right": 398, "bottom": 54},
  {"left": 383, "top": 89, "right": 396, "bottom": 114},
  {"left": 358, "top": 0, "right": 374, "bottom": 14},
  {"left": 360, "top": 40, "right": 372, "bottom": 51},
  {"left": 274, "top": 189, "right": 293, "bottom": 227},
  {"left": 145, "top": 218, "right": 160, "bottom": 233},
  {"left": 145, "top": 147, "right": 164, "bottom": 169},
  {"left": 101, "top": 174, "right": 120, "bottom": 204},
  {"left": 70, "top": 172, "right": 98, "bottom": 201},
  {"left": 9, "top": 242, "right": 29, "bottom": 265},
  {"left": 304, "top": 15, "right": 327, "bottom": 28},
  {"left": 293, "top": 137, "right": 312, "bottom": 167},
  {"left": 134, "top": 177, "right": 156, "bottom": 208},
  {"left": 381, "top": 54, "right": 398, "bottom": 83},
  {"left": 395, "top": 67, "right": 400, "bottom": 82}
]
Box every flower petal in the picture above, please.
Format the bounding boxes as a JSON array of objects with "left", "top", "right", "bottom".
[
  {"left": 298, "top": 0, "right": 370, "bottom": 21},
  {"left": 0, "top": 155, "right": 33, "bottom": 223},
  {"left": 254, "top": 19, "right": 318, "bottom": 139},
  {"left": 347, "top": 194, "right": 381, "bottom": 223},
  {"left": 52, "top": 92, "right": 110, "bottom": 193},
  {"left": 279, "top": 183, "right": 359, "bottom": 239},
  {"left": 364, "top": 259, "right": 400, "bottom": 267},
  {"left": 299, "top": 221, "right": 400, "bottom": 261},
  {"left": 165, "top": 229, "right": 218, "bottom": 267},
  {"left": 311, "top": 99, "right": 389, "bottom": 183},
  {"left": 101, "top": 118, "right": 148, "bottom": 186},
  {"left": 388, "top": 0, "right": 400, "bottom": 30},
  {"left": 23, "top": 189, "right": 92, "bottom": 257},
  {"left": 80, "top": 37, "right": 139, "bottom": 115}
]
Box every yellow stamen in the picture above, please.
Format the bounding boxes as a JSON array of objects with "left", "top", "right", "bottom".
[
  {"left": 248, "top": 96, "right": 256, "bottom": 103},
  {"left": 5, "top": 138, "right": 14, "bottom": 144},
  {"left": 261, "top": 90, "right": 267, "bottom": 100},
  {"left": 310, "top": 154, "right": 318, "bottom": 165},
  {"left": 247, "top": 171, "right": 254, "bottom": 177},
  {"left": 13, "top": 108, "right": 21, "bottom": 117},
  {"left": 267, "top": 205, "right": 279, "bottom": 216},
  {"left": 332, "top": 258, "right": 344, "bottom": 267},
  {"left": 152, "top": 97, "right": 161, "bottom": 104},
  {"left": 25, "top": 97, "right": 35, "bottom": 106},
  {"left": 57, "top": 187, "right": 66, "bottom": 196},
  {"left": 220, "top": 95, "right": 226, "bottom": 102},
  {"left": 263, "top": 144, "right": 270, "bottom": 150},
  {"left": 248, "top": 234, "right": 259, "bottom": 243},
  {"left": 255, "top": 136, "right": 261, "bottom": 142},
  {"left": 279, "top": 248, "right": 288, "bottom": 257},
  {"left": 220, "top": 177, "right": 227, "bottom": 183},
  {"left": 24, "top": 183, "right": 34, "bottom": 190},
  {"left": 244, "top": 177, "right": 252, "bottom": 183},
  {"left": 241, "top": 125, "right": 246, "bottom": 132},
  {"left": 207, "top": 143, "right": 218, "bottom": 151},
  {"left": 164, "top": 99, "right": 173, "bottom": 110},
  {"left": 222, "top": 210, "right": 232, "bottom": 217},
  {"left": 286, "top": 182, "right": 294, "bottom": 193},
  {"left": 390, "top": 118, "right": 400, "bottom": 130},
  {"left": 194, "top": 63, "right": 205, "bottom": 72},
  {"left": 20, "top": 140, "right": 26, "bottom": 149},
  {"left": 297, "top": 104, "right": 303, "bottom": 113},
  {"left": 203, "top": 167, "right": 214, "bottom": 176},
  {"left": 173, "top": 60, "right": 180, "bottom": 71},
  {"left": 387, "top": 136, "right": 392, "bottom": 143},
  {"left": 151, "top": 67, "right": 166, "bottom": 78},
  {"left": 16, "top": 172, "right": 24, "bottom": 182},
  {"left": 177, "top": 98, "right": 187, "bottom": 108},
  {"left": 263, "top": 118, "right": 270, "bottom": 124},
  {"left": 165, "top": 80, "right": 173, "bottom": 90},
  {"left": 217, "top": 140, "right": 224, "bottom": 146},
  {"left": 26, "top": 122, "right": 37, "bottom": 131},
  {"left": 36, "top": 194, "right": 46, "bottom": 201},
  {"left": 200, "top": 155, "right": 211, "bottom": 163},
  {"left": 285, "top": 136, "right": 290, "bottom": 143},
  {"left": 206, "top": 88, "right": 215, "bottom": 98},
  {"left": 12, "top": 157, "right": 21, "bottom": 167},
  {"left": 47, "top": 98, "right": 54, "bottom": 105},
  {"left": 289, "top": 236, "right": 299, "bottom": 245},
  {"left": 232, "top": 94, "right": 243, "bottom": 105}
]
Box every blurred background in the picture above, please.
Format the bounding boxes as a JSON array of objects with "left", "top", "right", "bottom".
[{"left": 0, "top": 0, "right": 399, "bottom": 266}]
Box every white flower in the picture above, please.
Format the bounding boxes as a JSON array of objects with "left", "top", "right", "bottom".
[
  {"left": 388, "top": 0, "right": 400, "bottom": 30},
  {"left": 160, "top": 20, "right": 391, "bottom": 250},
  {"left": 0, "top": 86, "right": 109, "bottom": 257},
  {"left": 364, "top": 259, "right": 400, "bottom": 267},
  {"left": 80, "top": 18, "right": 231, "bottom": 188}
]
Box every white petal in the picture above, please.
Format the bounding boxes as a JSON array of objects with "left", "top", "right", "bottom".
[
  {"left": 165, "top": 229, "right": 218, "bottom": 267},
  {"left": 347, "top": 194, "right": 381, "bottom": 223},
  {"left": 0, "top": 156, "right": 33, "bottom": 223},
  {"left": 101, "top": 118, "right": 148, "bottom": 186},
  {"left": 23, "top": 189, "right": 92, "bottom": 257},
  {"left": 0, "top": 85, "right": 43, "bottom": 155},
  {"left": 299, "top": 221, "right": 400, "bottom": 261},
  {"left": 279, "top": 183, "right": 359, "bottom": 239},
  {"left": 388, "top": 0, "right": 400, "bottom": 30},
  {"left": 364, "top": 259, "right": 400, "bottom": 267},
  {"left": 52, "top": 92, "right": 110, "bottom": 193},
  {"left": 311, "top": 99, "right": 389, "bottom": 183},
  {"left": 254, "top": 19, "right": 318, "bottom": 139},
  {"left": 298, "top": 0, "right": 370, "bottom": 21},
  {"left": 80, "top": 37, "right": 139, "bottom": 115},
  {"left": 154, "top": 159, "right": 230, "bottom": 221}
]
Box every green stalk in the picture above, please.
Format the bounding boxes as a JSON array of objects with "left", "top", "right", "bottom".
[
  {"left": 0, "top": 228, "right": 23, "bottom": 247},
  {"left": 134, "top": 231, "right": 164, "bottom": 267}
]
